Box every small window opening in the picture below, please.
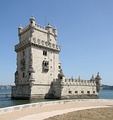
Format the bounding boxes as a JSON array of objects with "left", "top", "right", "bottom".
[
  {"left": 60, "top": 77, "right": 62, "bottom": 79},
  {"left": 23, "top": 72, "right": 25, "bottom": 78},
  {"left": 69, "top": 91, "right": 72, "bottom": 94},
  {"left": 87, "top": 91, "right": 90, "bottom": 94},
  {"left": 59, "top": 66, "right": 61, "bottom": 69},
  {"left": 93, "top": 91, "right": 95, "bottom": 94},
  {"left": 81, "top": 91, "right": 84, "bottom": 94},
  {"left": 43, "top": 50, "right": 47, "bottom": 56},
  {"left": 23, "top": 51, "right": 25, "bottom": 56},
  {"left": 75, "top": 91, "right": 78, "bottom": 93}
]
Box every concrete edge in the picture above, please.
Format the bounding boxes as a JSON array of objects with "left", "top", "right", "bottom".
[{"left": 0, "top": 99, "right": 112, "bottom": 115}]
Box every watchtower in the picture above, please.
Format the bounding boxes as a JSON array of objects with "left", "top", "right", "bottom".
[{"left": 12, "top": 16, "right": 61, "bottom": 99}]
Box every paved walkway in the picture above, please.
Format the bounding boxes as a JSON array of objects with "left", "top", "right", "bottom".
[
  {"left": 17, "top": 106, "right": 111, "bottom": 120},
  {"left": 0, "top": 99, "right": 113, "bottom": 120}
]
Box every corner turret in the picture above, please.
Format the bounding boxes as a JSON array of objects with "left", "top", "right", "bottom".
[
  {"left": 46, "top": 23, "right": 52, "bottom": 33},
  {"left": 90, "top": 75, "right": 95, "bottom": 81},
  {"left": 18, "top": 25, "right": 23, "bottom": 35},
  {"left": 58, "top": 69, "right": 65, "bottom": 82},
  {"left": 30, "top": 16, "right": 36, "bottom": 27},
  {"left": 95, "top": 72, "right": 102, "bottom": 92},
  {"left": 53, "top": 26, "right": 57, "bottom": 40}
]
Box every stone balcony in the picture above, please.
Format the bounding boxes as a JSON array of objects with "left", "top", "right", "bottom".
[{"left": 15, "top": 37, "right": 61, "bottom": 52}]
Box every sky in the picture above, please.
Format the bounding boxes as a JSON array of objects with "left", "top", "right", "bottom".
[{"left": 0, "top": 0, "right": 113, "bottom": 85}]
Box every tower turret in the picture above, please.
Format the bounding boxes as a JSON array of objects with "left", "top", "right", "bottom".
[
  {"left": 30, "top": 16, "right": 36, "bottom": 27},
  {"left": 46, "top": 23, "right": 52, "bottom": 33},
  {"left": 90, "top": 75, "right": 95, "bottom": 81},
  {"left": 58, "top": 69, "right": 65, "bottom": 82},
  {"left": 18, "top": 25, "right": 23, "bottom": 35},
  {"left": 53, "top": 26, "right": 57, "bottom": 40},
  {"left": 95, "top": 72, "right": 102, "bottom": 92}
]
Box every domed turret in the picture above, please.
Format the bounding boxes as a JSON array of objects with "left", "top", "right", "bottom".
[
  {"left": 18, "top": 25, "right": 23, "bottom": 34},
  {"left": 58, "top": 69, "right": 65, "bottom": 79},
  {"left": 90, "top": 75, "right": 95, "bottom": 81},
  {"left": 95, "top": 72, "right": 101, "bottom": 80},
  {"left": 53, "top": 26, "right": 57, "bottom": 40},
  {"left": 46, "top": 23, "right": 52, "bottom": 33},
  {"left": 29, "top": 16, "right": 36, "bottom": 27},
  {"left": 95, "top": 72, "right": 102, "bottom": 92}
]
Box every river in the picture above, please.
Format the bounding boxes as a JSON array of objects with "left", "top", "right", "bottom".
[{"left": 0, "top": 89, "right": 112, "bottom": 108}]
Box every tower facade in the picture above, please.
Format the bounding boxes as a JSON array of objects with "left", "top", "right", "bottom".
[
  {"left": 12, "top": 17, "right": 61, "bottom": 99},
  {"left": 12, "top": 17, "right": 102, "bottom": 99}
]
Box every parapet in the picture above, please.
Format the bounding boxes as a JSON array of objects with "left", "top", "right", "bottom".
[
  {"left": 18, "top": 16, "right": 57, "bottom": 38},
  {"left": 62, "top": 78, "right": 96, "bottom": 86}
]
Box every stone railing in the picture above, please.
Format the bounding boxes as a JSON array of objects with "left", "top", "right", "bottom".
[
  {"left": 36, "top": 24, "right": 46, "bottom": 30},
  {"left": 20, "top": 25, "right": 30, "bottom": 34},
  {"left": 31, "top": 37, "right": 61, "bottom": 51},
  {"left": 15, "top": 37, "right": 61, "bottom": 52},
  {"left": 15, "top": 39, "right": 30, "bottom": 51}
]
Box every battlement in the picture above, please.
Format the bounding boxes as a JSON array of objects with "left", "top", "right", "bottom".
[
  {"left": 62, "top": 79, "right": 96, "bottom": 86},
  {"left": 18, "top": 17, "right": 57, "bottom": 39}
]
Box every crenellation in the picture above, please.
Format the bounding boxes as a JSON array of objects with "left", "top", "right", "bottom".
[
  {"left": 61, "top": 78, "right": 97, "bottom": 87},
  {"left": 19, "top": 25, "right": 30, "bottom": 35}
]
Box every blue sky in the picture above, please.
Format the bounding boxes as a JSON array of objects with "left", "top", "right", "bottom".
[{"left": 0, "top": 0, "right": 113, "bottom": 85}]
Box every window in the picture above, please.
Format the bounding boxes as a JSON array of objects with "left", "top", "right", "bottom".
[
  {"left": 59, "top": 66, "right": 61, "bottom": 69},
  {"left": 43, "top": 50, "right": 47, "bottom": 56},
  {"left": 23, "top": 72, "right": 25, "bottom": 78},
  {"left": 87, "top": 91, "right": 90, "bottom": 94},
  {"left": 60, "top": 77, "right": 62, "bottom": 79},
  {"left": 93, "top": 91, "right": 95, "bottom": 94},
  {"left": 69, "top": 91, "right": 72, "bottom": 94},
  {"left": 75, "top": 91, "right": 78, "bottom": 93},
  {"left": 43, "top": 61, "right": 49, "bottom": 71},
  {"left": 20, "top": 59, "right": 25, "bottom": 71},
  {"left": 81, "top": 91, "right": 84, "bottom": 94}
]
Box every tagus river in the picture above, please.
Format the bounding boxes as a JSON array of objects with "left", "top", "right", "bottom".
[{"left": 0, "top": 89, "right": 113, "bottom": 108}]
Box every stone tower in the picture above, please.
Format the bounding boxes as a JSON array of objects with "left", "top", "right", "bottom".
[{"left": 12, "top": 16, "right": 61, "bottom": 99}]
